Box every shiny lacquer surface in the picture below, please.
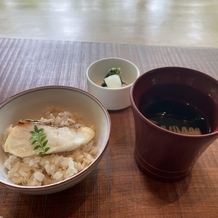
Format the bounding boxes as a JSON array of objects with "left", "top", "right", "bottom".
[{"left": 0, "top": 0, "right": 218, "bottom": 47}]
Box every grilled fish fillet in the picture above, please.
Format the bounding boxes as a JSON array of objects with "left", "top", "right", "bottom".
[{"left": 3, "top": 120, "right": 95, "bottom": 157}]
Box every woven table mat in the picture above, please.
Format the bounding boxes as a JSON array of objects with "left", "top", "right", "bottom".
[{"left": 0, "top": 38, "right": 218, "bottom": 218}]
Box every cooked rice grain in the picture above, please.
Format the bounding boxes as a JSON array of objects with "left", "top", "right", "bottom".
[{"left": 2, "top": 107, "right": 97, "bottom": 186}]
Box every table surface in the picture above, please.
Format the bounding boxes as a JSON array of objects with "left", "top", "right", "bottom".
[
  {"left": 1, "top": 0, "right": 218, "bottom": 48},
  {"left": 1, "top": 38, "right": 218, "bottom": 218}
]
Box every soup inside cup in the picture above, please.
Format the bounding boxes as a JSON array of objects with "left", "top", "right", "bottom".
[{"left": 130, "top": 67, "right": 218, "bottom": 182}]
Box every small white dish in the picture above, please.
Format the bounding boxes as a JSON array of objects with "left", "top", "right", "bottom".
[
  {"left": 86, "top": 57, "right": 140, "bottom": 110},
  {"left": 0, "top": 86, "right": 111, "bottom": 194}
]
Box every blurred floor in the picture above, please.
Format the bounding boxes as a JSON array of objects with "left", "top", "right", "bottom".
[{"left": 0, "top": 0, "right": 218, "bottom": 47}]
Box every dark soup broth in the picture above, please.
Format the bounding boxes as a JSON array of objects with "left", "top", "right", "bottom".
[{"left": 139, "top": 84, "right": 212, "bottom": 134}]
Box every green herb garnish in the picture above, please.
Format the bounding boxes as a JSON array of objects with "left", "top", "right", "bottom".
[
  {"left": 30, "top": 125, "right": 50, "bottom": 155},
  {"left": 101, "top": 67, "right": 126, "bottom": 87}
]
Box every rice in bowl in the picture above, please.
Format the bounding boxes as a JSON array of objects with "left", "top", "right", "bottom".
[{"left": 1, "top": 106, "right": 98, "bottom": 186}]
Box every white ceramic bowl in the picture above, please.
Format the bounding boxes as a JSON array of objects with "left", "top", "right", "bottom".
[
  {"left": 86, "top": 58, "right": 140, "bottom": 110},
  {"left": 0, "top": 86, "right": 111, "bottom": 195}
]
